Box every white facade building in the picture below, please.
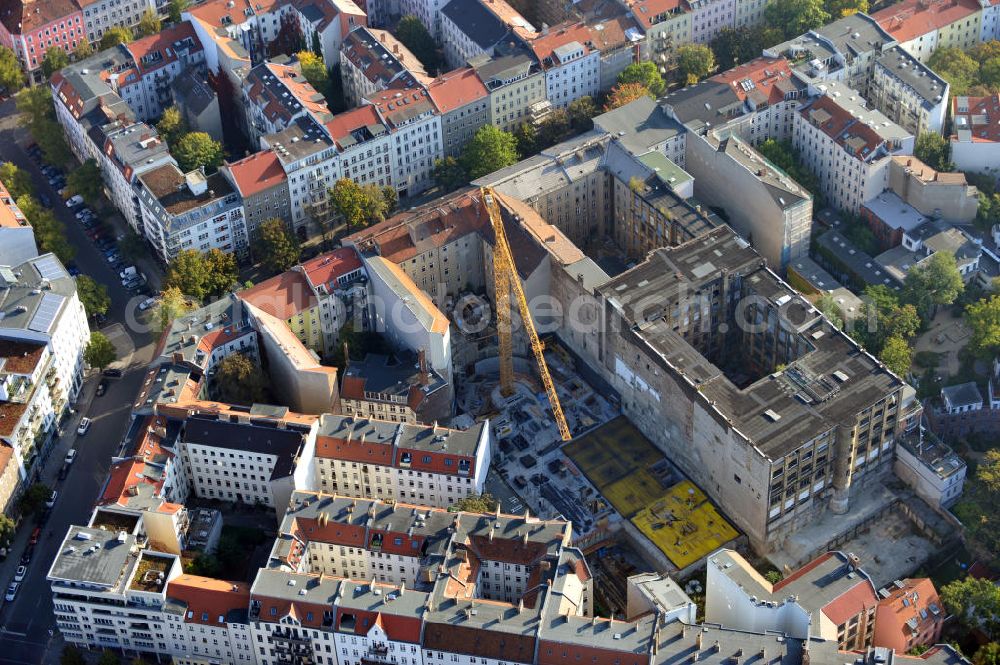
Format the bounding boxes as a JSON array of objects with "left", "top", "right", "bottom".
[
  {"left": 530, "top": 24, "right": 601, "bottom": 109},
  {"left": 688, "top": 0, "right": 737, "bottom": 43},
  {"left": 79, "top": 0, "right": 157, "bottom": 46}
]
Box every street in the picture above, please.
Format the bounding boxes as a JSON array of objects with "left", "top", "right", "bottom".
[{"left": 0, "top": 97, "right": 159, "bottom": 664}]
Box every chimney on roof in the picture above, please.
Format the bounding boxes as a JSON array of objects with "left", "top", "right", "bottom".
[
  {"left": 697, "top": 633, "right": 703, "bottom": 649},
  {"left": 393, "top": 43, "right": 399, "bottom": 54},
  {"left": 418, "top": 349, "right": 429, "bottom": 385}
]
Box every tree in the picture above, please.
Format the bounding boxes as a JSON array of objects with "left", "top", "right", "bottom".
[
  {"left": 764, "top": 570, "right": 783, "bottom": 584},
  {"left": 328, "top": 179, "right": 391, "bottom": 230},
  {"left": 156, "top": 107, "right": 187, "bottom": 147},
  {"left": 0, "top": 513, "right": 14, "bottom": 545},
  {"left": 296, "top": 51, "right": 330, "bottom": 98},
  {"left": 137, "top": 8, "right": 161, "bottom": 37},
  {"left": 381, "top": 185, "right": 398, "bottom": 216},
  {"left": 15, "top": 195, "right": 75, "bottom": 263},
  {"left": 981, "top": 57, "right": 1000, "bottom": 91},
  {"left": 74, "top": 39, "right": 93, "bottom": 59},
  {"left": 914, "top": 132, "right": 953, "bottom": 172},
  {"left": 567, "top": 96, "right": 598, "bottom": 132},
  {"left": 97, "top": 650, "right": 121, "bottom": 665},
  {"left": 604, "top": 82, "right": 653, "bottom": 111},
  {"left": 254, "top": 218, "right": 301, "bottom": 273},
  {"left": 120, "top": 229, "right": 149, "bottom": 261},
  {"left": 450, "top": 493, "right": 498, "bottom": 513},
  {"left": 765, "top": 0, "right": 830, "bottom": 39},
  {"left": 166, "top": 250, "right": 210, "bottom": 299},
  {"left": 825, "top": 0, "right": 868, "bottom": 17},
  {"left": 17, "top": 87, "right": 71, "bottom": 165},
  {"left": 41, "top": 47, "right": 70, "bottom": 79},
  {"left": 213, "top": 352, "right": 268, "bottom": 405},
  {"left": 816, "top": 294, "right": 844, "bottom": 329},
  {"left": 941, "top": 577, "right": 1000, "bottom": 639},
  {"left": 19, "top": 483, "right": 52, "bottom": 515},
  {"left": 536, "top": 110, "right": 573, "bottom": 151},
  {"left": 60, "top": 646, "right": 87, "bottom": 665},
  {"left": 0, "top": 46, "right": 23, "bottom": 93},
  {"left": 433, "top": 156, "right": 467, "bottom": 192},
  {"left": 858, "top": 285, "right": 920, "bottom": 353},
  {"left": 67, "top": 159, "right": 104, "bottom": 204},
  {"left": 617, "top": 62, "right": 665, "bottom": 97},
  {"left": 204, "top": 248, "right": 238, "bottom": 297},
  {"left": 927, "top": 47, "right": 979, "bottom": 95},
  {"left": 711, "top": 27, "right": 773, "bottom": 69},
  {"left": 676, "top": 44, "right": 716, "bottom": 85},
  {"left": 167, "top": 0, "right": 190, "bottom": 23},
  {"left": 152, "top": 286, "right": 195, "bottom": 331},
  {"left": 513, "top": 122, "right": 538, "bottom": 156},
  {"left": 100, "top": 26, "right": 134, "bottom": 50},
  {"left": 173, "top": 132, "right": 224, "bottom": 173},
  {"left": 85, "top": 332, "right": 117, "bottom": 370},
  {"left": 879, "top": 335, "right": 912, "bottom": 376},
  {"left": 978, "top": 449, "right": 1000, "bottom": 495},
  {"left": 976, "top": 192, "right": 1000, "bottom": 233},
  {"left": 902, "top": 252, "right": 964, "bottom": 320},
  {"left": 0, "top": 162, "right": 34, "bottom": 199},
  {"left": 460, "top": 125, "right": 519, "bottom": 179},
  {"left": 77, "top": 275, "right": 111, "bottom": 318},
  {"left": 967, "top": 295, "right": 1000, "bottom": 358},
  {"left": 974, "top": 644, "right": 1000, "bottom": 665},
  {"left": 395, "top": 15, "right": 442, "bottom": 74},
  {"left": 186, "top": 552, "right": 222, "bottom": 576}
]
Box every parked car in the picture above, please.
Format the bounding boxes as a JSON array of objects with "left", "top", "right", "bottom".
[
  {"left": 138, "top": 297, "right": 158, "bottom": 311},
  {"left": 45, "top": 490, "right": 57, "bottom": 509},
  {"left": 65, "top": 449, "right": 77, "bottom": 465},
  {"left": 65, "top": 195, "right": 84, "bottom": 207},
  {"left": 13, "top": 565, "right": 25, "bottom": 582},
  {"left": 29, "top": 528, "right": 40, "bottom": 546},
  {"left": 103, "top": 368, "right": 122, "bottom": 378},
  {"left": 75, "top": 208, "right": 92, "bottom": 219},
  {"left": 76, "top": 418, "right": 91, "bottom": 436},
  {"left": 96, "top": 379, "right": 107, "bottom": 396},
  {"left": 5, "top": 582, "right": 18, "bottom": 602}
]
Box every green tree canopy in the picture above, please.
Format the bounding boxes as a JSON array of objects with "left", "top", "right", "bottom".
[
  {"left": 97, "top": 649, "right": 121, "bottom": 665},
  {"left": 100, "top": 26, "right": 134, "bottom": 50},
  {"left": 711, "top": 27, "right": 778, "bottom": 69},
  {"left": 450, "top": 493, "right": 498, "bottom": 514},
  {"left": 0, "top": 162, "right": 34, "bottom": 199},
  {"left": 41, "top": 47, "right": 70, "bottom": 79},
  {"left": 825, "top": 0, "right": 868, "bottom": 17},
  {"left": 902, "top": 251, "right": 964, "bottom": 320},
  {"left": 165, "top": 250, "right": 208, "bottom": 299},
  {"left": 16, "top": 86, "right": 71, "bottom": 164},
  {"left": 879, "top": 335, "right": 912, "bottom": 376},
  {"left": 67, "top": 159, "right": 104, "bottom": 204},
  {"left": 19, "top": 483, "right": 52, "bottom": 515},
  {"left": 567, "top": 96, "right": 598, "bottom": 132},
  {"left": 765, "top": 0, "right": 830, "bottom": 39},
  {"left": 156, "top": 107, "right": 187, "bottom": 147},
  {"left": 204, "top": 248, "right": 238, "bottom": 297},
  {"left": 151, "top": 286, "right": 195, "bottom": 331},
  {"left": 77, "top": 275, "right": 111, "bottom": 318},
  {"left": 535, "top": 110, "right": 573, "bottom": 152},
  {"left": 328, "top": 179, "right": 392, "bottom": 230},
  {"left": 927, "top": 47, "right": 980, "bottom": 94},
  {"left": 60, "top": 645, "right": 87, "bottom": 665},
  {"left": 941, "top": 577, "right": 1000, "bottom": 639},
  {"left": 0, "top": 513, "right": 15, "bottom": 545},
  {"left": 173, "top": 132, "right": 224, "bottom": 173},
  {"left": 604, "top": 82, "right": 653, "bottom": 111},
  {"left": 85, "top": 332, "right": 117, "bottom": 370},
  {"left": 168, "top": 0, "right": 191, "bottom": 23},
  {"left": 857, "top": 284, "right": 921, "bottom": 353},
  {"left": 395, "top": 15, "right": 442, "bottom": 74},
  {"left": 513, "top": 122, "right": 538, "bottom": 156},
  {"left": 15, "top": 194, "right": 75, "bottom": 264},
  {"left": 914, "top": 132, "right": 953, "bottom": 171},
  {"left": 974, "top": 643, "right": 1000, "bottom": 665},
  {"left": 979, "top": 450, "right": 1000, "bottom": 496},
  {"left": 460, "top": 125, "right": 519, "bottom": 180},
  {"left": 137, "top": 8, "right": 162, "bottom": 36},
  {"left": 617, "top": 62, "right": 665, "bottom": 97},
  {"left": 433, "top": 156, "right": 468, "bottom": 192},
  {"left": 816, "top": 294, "right": 844, "bottom": 329},
  {"left": 296, "top": 51, "right": 330, "bottom": 97},
  {"left": 212, "top": 352, "right": 268, "bottom": 405},
  {"left": 0, "top": 46, "right": 24, "bottom": 93},
  {"left": 74, "top": 39, "right": 94, "bottom": 59},
  {"left": 254, "top": 217, "right": 301, "bottom": 273},
  {"left": 676, "top": 44, "right": 716, "bottom": 85},
  {"left": 966, "top": 294, "right": 1000, "bottom": 358}
]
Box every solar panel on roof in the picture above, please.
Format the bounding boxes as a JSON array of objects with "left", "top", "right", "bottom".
[
  {"left": 33, "top": 254, "right": 67, "bottom": 281},
  {"left": 29, "top": 293, "right": 65, "bottom": 334}
]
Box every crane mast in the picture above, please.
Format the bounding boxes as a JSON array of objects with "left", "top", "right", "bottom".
[{"left": 481, "top": 187, "right": 572, "bottom": 442}]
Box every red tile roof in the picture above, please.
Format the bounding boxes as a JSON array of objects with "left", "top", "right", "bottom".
[
  {"left": 0, "top": 0, "right": 81, "bottom": 36},
  {"left": 952, "top": 94, "right": 1000, "bottom": 143},
  {"left": 426, "top": 67, "right": 489, "bottom": 114},
  {"left": 529, "top": 22, "right": 594, "bottom": 65},
  {"left": 315, "top": 433, "right": 392, "bottom": 463},
  {"left": 239, "top": 269, "right": 317, "bottom": 320},
  {"left": 300, "top": 248, "right": 363, "bottom": 290},
  {"left": 335, "top": 607, "right": 422, "bottom": 642},
  {"left": 166, "top": 575, "right": 251, "bottom": 627},
  {"left": 98, "top": 458, "right": 165, "bottom": 506},
  {"left": 324, "top": 105, "right": 384, "bottom": 147},
  {"left": 874, "top": 578, "right": 942, "bottom": 649},
  {"left": 627, "top": 0, "right": 684, "bottom": 26},
  {"left": 225, "top": 150, "right": 287, "bottom": 197},
  {"left": 126, "top": 21, "right": 202, "bottom": 76},
  {"left": 711, "top": 57, "right": 795, "bottom": 106},
  {"left": 872, "top": 0, "right": 981, "bottom": 42},
  {"left": 823, "top": 580, "right": 878, "bottom": 625}
]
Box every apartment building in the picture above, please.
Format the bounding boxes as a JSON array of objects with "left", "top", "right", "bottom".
[
  {"left": 887, "top": 156, "right": 978, "bottom": 222},
  {"left": 688, "top": 0, "right": 736, "bottom": 43},
  {"left": 626, "top": 0, "right": 691, "bottom": 75},
  {"left": 982, "top": 0, "right": 1000, "bottom": 42},
  {"left": 0, "top": 181, "right": 39, "bottom": 266},
  {"left": 474, "top": 52, "right": 547, "bottom": 131},
  {"left": 686, "top": 130, "right": 812, "bottom": 270},
  {"left": 220, "top": 149, "right": 293, "bottom": 244},
  {"left": 115, "top": 22, "right": 207, "bottom": 122},
  {"left": 244, "top": 58, "right": 335, "bottom": 147},
  {"left": 594, "top": 94, "right": 687, "bottom": 164},
  {"left": 950, "top": 94, "right": 1000, "bottom": 173},
  {"left": 895, "top": 427, "right": 966, "bottom": 510},
  {"left": 793, "top": 83, "right": 914, "bottom": 214},
  {"left": 98, "top": 123, "right": 174, "bottom": 235},
  {"left": 325, "top": 105, "right": 394, "bottom": 188},
  {"left": 529, "top": 22, "right": 601, "bottom": 108},
  {"left": 367, "top": 87, "right": 443, "bottom": 196},
  {"left": 340, "top": 27, "right": 428, "bottom": 106},
  {"left": 179, "top": 413, "right": 316, "bottom": 509},
  {"left": 439, "top": 0, "right": 534, "bottom": 70},
  {"left": 584, "top": 13, "right": 644, "bottom": 91},
  {"left": 588, "top": 226, "right": 905, "bottom": 551},
  {"left": 874, "top": 579, "right": 945, "bottom": 653},
  {"left": 869, "top": 46, "right": 949, "bottom": 136},
  {"left": 0, "top": 254, "right": 89, "bottom": 479},
  {"left": 426, "top": 67, "right": 490, "bottom": 156},
  {"left": 0, "top": 445, "right": 19, "bottom": 515},
  {"left": 136, "top": 164, "right": 250, "bottom": 262},
  {"left": 313, "top": 416, "right": 489, "bottom": 505},
  {"left": 705, "top": 549, "right": 879, "bottom": 651},
  {"left": 79, "top": 0, "right": 156, "bottom": 45},
  {"left": 873, "top": 0, "right": 983, "bottom": 62},
  {"left": 339, "top": 352, "right": 452, "bottom": 425},
  {"left": 0, "top": 0, "right": 84, "bottom": 83}
]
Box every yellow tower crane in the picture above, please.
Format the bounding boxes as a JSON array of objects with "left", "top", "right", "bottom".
[{"left": 481, "top": 187, "right": 572, "bottom": 442}]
